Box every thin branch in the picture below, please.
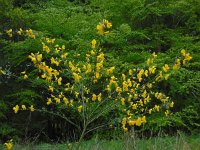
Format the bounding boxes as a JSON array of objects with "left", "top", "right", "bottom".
[{"left": 37, "top": 109, "right": 80, "bottom": 130}]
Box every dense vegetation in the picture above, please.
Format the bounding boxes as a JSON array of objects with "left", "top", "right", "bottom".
[{"left": 0, "top": 0, "right": 199, "bottom": 147}]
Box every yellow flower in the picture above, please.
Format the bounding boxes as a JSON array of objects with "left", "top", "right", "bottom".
[
  {"left": 132, "top": 104, "right": 137, "bottom": 110},
  {"left": 13, "top": 105, "right": 19, "bottom": 113},
  {"left": 70, "top": 99, "right": 73, "bottom": 106},
  {"left": 96, "top": 62, "right": 103, "bottom": 71},
  {"left": 23, "top": 74, "right": 28, "bottom": 79},
  {"left": 37, "top": 53, "right": 42, "bottom": 62},
  {"left": 141, "top": 116, "right": 147, "bottom": 123},
  {"left": 47, "top": 98, "right": 52, "bottom": 105},
  {"left": 97, "top": 24, "right": 104, "bottom": 35},
  {"left": 61, "top": 53, "right": 68, "bottom": 59},
  {"left": 29, "top": 105, "right": 35, "bottom": 112},
  {"left": 128, "top": 120, "right": 136, "bottom": 126},
  {"left": 181, "top": 49, "right": 186, "bottom": 56},
  {"left": 122, "top": 74, "right": 126, "bottom": 81},
  {"left": 152, "top": 52, "right": 157, "bottom": 58},
  {"left": 106, "top": 67, "right": 115, "bottom": 75},
  {"left": 63, "top": 97, "right": 69, "bottom": 105},
  {"left": 170, "top": 101, "right": 174, "bottom": 107},
  {"left": 165, "top": 110, "right": 169, "bottom": 116},
  {"left": 78, "top": 105, "right": 83, "bottom": 113},
  {"left": 17, "top": 28, "right": 23, "bottom": 35},
  {"left": 103, "top": 19, "right": 112, "bottom": 28},
  {"left": 57, "top": 77, "right": 62, "bottom": 85},
  {"left": 21, "top": 71, "right": 26, "bottom": 74},
  {"left": 62, "top": 45, "right": 65, "bottom": 50},
  {"left": 75, "top": 92, "right": 79, "bottom": 98},
  {"left": 142, "top": 90, "right": 147, "bottom": 98},
  {"left": 6, "top": 29, "right": 13, "bottom": 37},
  {"left": 176, "top": 58, "right": 181, "bottom": 65},
  {"left": 163, "top": 64, "right": 170, "bottom": 72},
  {"left": 73, "top": 73, "right": 82, "bottom": 82},
  {"left": 91, "top": 50, "right": 95, "bottom": 56},
  {"left": 121, "top": 98, "right": 125, "bottom": 105},
  {"left": 123, "top": 127, "right": 128, "bottom": 132},
  {"left": 116, "top": 87, "right": 122, "bottom": 94},
  {"left": 4, "top": 139, "right": 13, "bottom": 150},
  {"left": 48, "top": 86, "right": 54, "bottom": 92},
  {"left": 28, "top": 53, "right": 37, "bottom": 64},
  {"left": 149, "top": 108, "right": 152, "bottom": 114},
  {"left": 129, "top": 69, "right": 133, "bottom": 75},
  {"left": 21, "top": 105, "right": 26, "bottom": 110},
  {"left": 184, "top": 53, "right": 192, "bottom": 61},
  {"left": 147, "top": 58, "right": 153, "bottom": 65},
  {"left": 148, "top": 66, "right": 156, "bottom": 74},
  {"left": 26, "top": 29, "right": 35, "bottom": 39},
  {"left": 136, "top": 117, "right": 142, "bottom": 126},
  {"left": 95, "top": 71, "right": 100, "bottom": 79},
  {"left": 97, "top": 93, "right": 102, "bottom": 101},
  {"left": 122, "top": 117, "right": 127, "bottom": 125},
  {"left": 55, "top": 97, "right": 61, "bottom": 104},
  {"left": 144, "top": 70, "right": 148, "bottom": 77},
  {"left": 97, "top": 53, "right": 105, "bottom": 61},
  {"left": 51, "top": 57, "right": 57, "bottom": 65},
  {"left": 92, "top": 94, "right": 97, "bottom": 101},
  {"left": 154, "top": 105, "right": 160, "bottom": 112},
  {"left": 91, "top": 39, "right": 97, "bottom": 49},
  {"left": 86, "top": 64, "right": 92, "bottom": 73},
  {"left": 147, "top": 83, "right": 152, "bottom": 89},
  {"left": 173, "top": 64, "right": 180, "bottom": 70},
  {"left": 41, "top": 74, "right": 46, "bottom": 79}
]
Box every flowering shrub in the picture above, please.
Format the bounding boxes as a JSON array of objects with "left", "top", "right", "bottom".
[{"left": 5, "top": 20, "right": 192, "bottom": 143}]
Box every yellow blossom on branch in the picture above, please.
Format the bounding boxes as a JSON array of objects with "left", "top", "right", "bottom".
[
  {"left": 47, "top": 98, "right": 52, "bottom": 105},
  {"left": 78, "top": 105, "right": 83, "bottom": 113},
  {"left": 57, "top": 77, "right": 62, "bottom": 85},
  {"left": 92, "top": 94, "right": 97, "bottom": 101},
  {"left": 13, "top": 105, "right": 19, "bottom": 113},
  {"left": 29, "top": 105, "right": 35, "bottom": 112},
  {"left": 4, "top": 139, "right": 13, "bottom": 150},
  {"left": 21, "top": 105, "right": 26, "bottom": 110},
  {"left": 91, "top": 39, "right": 97, "bottom": 49}
]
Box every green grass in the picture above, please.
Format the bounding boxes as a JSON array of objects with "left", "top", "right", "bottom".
[{"left": 1, "top": 132, "right": 200, "bottom": 150}]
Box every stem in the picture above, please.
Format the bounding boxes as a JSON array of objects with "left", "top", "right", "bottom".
[{"left": 77, "top": 124, "right": 87, "bottom": 150}]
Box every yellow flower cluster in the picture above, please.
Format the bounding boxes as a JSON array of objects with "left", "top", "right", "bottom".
[
  {"left": 4, "top": 139, "right": 13, "bottom": 150},
  {"left": 17, "top": 28, "right": 23, "bottom": 35},
  {"left": 13, "top": 104, "right": 34, "bottom": 113},
  {"left": 5, "top": 28, "right": 36, "bottom": 39},
  {"left": 6, "top": 29, "right": 13, "bottom": 37},
  {"left": 97, "top": 19, "right": 112, "bottom": 35},
  {"left": 78, "top": 105, "right": 83, "bottom": 112},
  {"left": 26, "top": 29, "right": 36, "bottom": 39},
  {"left": 181, "top": 49, "right": 192, "bottom": 65},
  {"left": 101, "top": 50, "right": 192, "bottom": 131},
  {"left": 122, "top": 116, "right": 147, "bottom": 131},
  {"left": 92, "top": 93, "right": 102, "bottom": 102},
  {"left": 147, "top": 52, "right": 157, "bottom": 65},
  {"left": 91, "top": 39, "right": 97, "bottom": 49}
]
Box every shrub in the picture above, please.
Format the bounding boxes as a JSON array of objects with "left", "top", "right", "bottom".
[{"left": 4, "top": 20, "right": 192, "bottom": 145}]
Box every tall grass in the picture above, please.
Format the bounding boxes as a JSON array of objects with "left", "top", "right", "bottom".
[{"left": 1, "top": 132, "right": 199, "bottom": 150}]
